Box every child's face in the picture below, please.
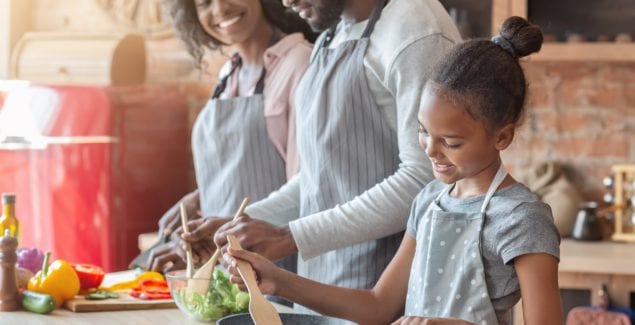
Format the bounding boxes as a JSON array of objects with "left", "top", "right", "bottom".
[{"left": 417, "top": 87, "right": 503, "bottom": 185}]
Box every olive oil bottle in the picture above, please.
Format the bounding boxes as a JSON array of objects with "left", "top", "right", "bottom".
[{"left": 0, "top": 193, "right": 20, "bottom": 242}]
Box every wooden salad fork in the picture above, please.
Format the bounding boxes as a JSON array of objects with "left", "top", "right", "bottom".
[
  {"left": 186, "top": 198, "right": 249, "bottom": 296},
  {"left": 227, "top": 234, "right": 282, "bottom": 325}
]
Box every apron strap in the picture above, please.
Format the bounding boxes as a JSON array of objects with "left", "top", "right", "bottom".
[
  {"left": 479, "top": 163, "right": 508, "bottom": 213},
  {"left": 434, "top": 163, "right": 508, "bottom": 211},
  {"left": 211, "top": 28, "right": 280, "bottom": 98},
  {"left": 211, "top": 54, "right": 242, "bottom": 99},
  {"left": 361, "top": 0, "right": 387, "bottom": 38},
  {"left": 321, "top": 0, "right": 387, "bottom": 48}
]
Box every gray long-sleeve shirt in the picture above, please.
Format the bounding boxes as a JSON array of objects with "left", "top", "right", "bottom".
[{"left": 245, "top": 0, "right": 462, "bottom": 260}]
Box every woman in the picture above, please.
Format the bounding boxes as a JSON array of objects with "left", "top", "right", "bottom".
[{"left": 134, "top": 0, "right": 314, "bottom": 272}]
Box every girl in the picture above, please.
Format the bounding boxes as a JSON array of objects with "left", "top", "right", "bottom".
[
  {"left": 226, "top": 16, "right": 562, "bottom": 325},
  {"left": 137, "top": 0, "right": 315, "bottom": 272}
]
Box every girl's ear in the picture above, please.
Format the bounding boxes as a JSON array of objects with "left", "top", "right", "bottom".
[{"left": 495, "top": 124, "right": 515, "bottom": 150}]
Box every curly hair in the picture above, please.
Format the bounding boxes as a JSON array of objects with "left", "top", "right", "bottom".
[
  {"left": 164, "top": 0, "right": 316, "bottom": 69},
  {"left": 430, "top": 16, "right": 543, "bottom": 133}
]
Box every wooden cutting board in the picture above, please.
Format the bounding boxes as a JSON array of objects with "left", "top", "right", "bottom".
[
  {"left": 64, "top": 270, "right": 176, "bottom": 312},
  {"left": 64, "top": 294, "right": 175, "bottom": 312}
]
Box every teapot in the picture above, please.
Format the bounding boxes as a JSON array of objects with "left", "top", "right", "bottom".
[{"left": 571, "top": 202, "right": 603, "bottom": 241}]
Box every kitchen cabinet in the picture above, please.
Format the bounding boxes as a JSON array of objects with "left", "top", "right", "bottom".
[{"left": 448, "top": 0, "right": 635, "bottom": 61}]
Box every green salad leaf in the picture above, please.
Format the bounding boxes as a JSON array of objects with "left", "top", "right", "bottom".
[{"left": 177, "top": 269, "right": 249, "bottom": 320}]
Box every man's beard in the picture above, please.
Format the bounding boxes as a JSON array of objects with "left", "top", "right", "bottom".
[{"left": 308, "top": 0, "right": 345, "bottom": 32}]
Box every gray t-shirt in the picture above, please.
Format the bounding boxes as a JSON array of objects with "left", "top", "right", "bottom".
[{"left": 406, "top": 180, "right": 560, "bottom": 324}]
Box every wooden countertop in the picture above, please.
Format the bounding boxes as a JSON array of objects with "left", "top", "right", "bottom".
[
  {"left": 1, "top": 270, "right": 296, "bottom": 324},
  {"left": 2, "top": 299, "right": 295, "bottom": 324},
  {"left": 560, "top": 238, "right": 635, "bottom": 275}
]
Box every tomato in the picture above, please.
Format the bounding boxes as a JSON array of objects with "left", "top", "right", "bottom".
[{"left": 72, "top": 263, "right": 105, "bottom": 290}]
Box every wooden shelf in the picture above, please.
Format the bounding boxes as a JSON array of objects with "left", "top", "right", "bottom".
[{"left": 528, "top": 42, "right": 635, "bottom": 62}]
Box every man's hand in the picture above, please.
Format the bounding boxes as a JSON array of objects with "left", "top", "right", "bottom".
[
  {"left": 213, "top": 215, "right": 297, "bottom": 268},
  {"left": 145, "top": 242, "right": 186, "bottom": 272},
  {"left": 173, "top": 217, "right": 232, "bottom": 265}
]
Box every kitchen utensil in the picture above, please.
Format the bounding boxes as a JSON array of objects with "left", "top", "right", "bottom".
[
  {"left": 216, "top": 312, "right": 342, "bottom": 325},
  {"left": 227, "top": 234, "right": 282, "bottom": 325},
  {"left": 179, "top": 203, "right": 194, "bottom": 278},
  {"left": 571, "top": 202, "right": 603, "bottom": 241},
  {"left": 187, "top": 198, "right": 249, "bottom": 296}
]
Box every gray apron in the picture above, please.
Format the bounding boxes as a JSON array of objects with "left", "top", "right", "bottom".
[
  {"left": 405, "top": 165, "right": 508, "bottom": 325},
  {"left": 192, "top": 57, "right": 286, "bottom": 217},
  {"left": 192, "top": 57, "right": 296, "bottom": 298},
  {"left": 295, "top": 0, "right": 400, "bottom": 299}
]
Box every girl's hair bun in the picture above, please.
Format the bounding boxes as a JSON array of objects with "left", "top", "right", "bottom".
[{"left": 494, "top": 16, "right": 543, "bottom": 58}]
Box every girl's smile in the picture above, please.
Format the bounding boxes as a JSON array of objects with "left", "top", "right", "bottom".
[{"left": 418, "top": 85, "right": 513, "bottom": 197}]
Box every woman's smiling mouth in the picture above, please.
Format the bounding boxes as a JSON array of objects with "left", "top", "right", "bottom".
[{"left": 215, "top": 13, "right": 243, "bottom": 29}]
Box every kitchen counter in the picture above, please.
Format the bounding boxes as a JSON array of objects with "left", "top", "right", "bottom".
[
  {"left": 1, "top": 304, "right": 296, "bottom": 325},
  {"left": 0, "top": 270, "right": 296, "bottom": 324},
  {"left": 559, "top": 238, "right": 635, "bottom": 275}
]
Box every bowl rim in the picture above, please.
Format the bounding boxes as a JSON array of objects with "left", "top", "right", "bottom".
[{"left": 165, "top": 269, "right": 215, "bottom": 281}]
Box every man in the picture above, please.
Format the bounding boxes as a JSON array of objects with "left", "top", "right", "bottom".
[{"left": 166, "top": 0, "right": 460, "bottom": 315}]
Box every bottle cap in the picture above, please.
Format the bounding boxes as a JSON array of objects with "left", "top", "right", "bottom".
[{"left": 2, "top": 193, "right": 15, "bottom": 204}]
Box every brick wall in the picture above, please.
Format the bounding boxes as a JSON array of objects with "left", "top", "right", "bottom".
[{"left": 503, "top": 62, "right": 635, "bottom": 200}]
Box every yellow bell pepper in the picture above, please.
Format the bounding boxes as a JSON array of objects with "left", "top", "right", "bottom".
[
  {"left": 28, "top": 252, "right": 80, "bottom": 307},
  {"left": 103, "top": 271, "right": 164, "bottom": 291}
]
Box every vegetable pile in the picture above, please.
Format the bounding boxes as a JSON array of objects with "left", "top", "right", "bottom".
[{"left": 176, "top": 269, "right": 249, "bottom": 320}]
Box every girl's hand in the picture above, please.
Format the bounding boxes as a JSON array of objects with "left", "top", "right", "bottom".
[
  {"left": 225, "top": 247, "right": 282, "bottom": 295},
  {"left": 391, "top": 316, "right": 474, "bottom": 325}
]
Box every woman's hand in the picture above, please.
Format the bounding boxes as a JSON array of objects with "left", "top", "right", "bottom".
[
  {"left": 391, "top": 316, "right": 474, "bottom": 325},
  {"left": 158, "top": 190, "right": 201, "bottom": 238},
  {"left": 146, "top": 241, "right": 186, "bottom": 272},
  {"left": 225, "top": 246, "right": 282, "bottom": 296}
]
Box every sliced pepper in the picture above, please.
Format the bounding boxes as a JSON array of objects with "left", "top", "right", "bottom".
[
  {"left": 130, "top": 287, "right": 171, "bottom": 300},
  {"left": 129, "top": 278, "right": 171, "bottom": 300},
  {"left": 103, "top": 271, "right": 164, "bottom": 291}
]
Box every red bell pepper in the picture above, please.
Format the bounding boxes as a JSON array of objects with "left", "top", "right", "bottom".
[
  {"left": 72, "top": 263, "right": 105, "bottom": 290},
  {"left": 129, "top": 279, "right": 171, "bottom": 300}
]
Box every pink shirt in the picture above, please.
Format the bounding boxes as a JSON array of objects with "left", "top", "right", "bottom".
[{"left": 220, "top": 33, "right": 312, "bottom": 179}]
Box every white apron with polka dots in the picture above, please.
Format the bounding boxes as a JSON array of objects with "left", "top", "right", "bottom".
[{"left": 405, "top": 165, "right": 507, "bottom": 325}]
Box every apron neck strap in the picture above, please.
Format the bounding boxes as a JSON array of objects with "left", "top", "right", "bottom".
[
  {"left": 434, "top": 163, "right": 508, "bottom": 213},
  {"left": 211, "top": 54, "right": 242, "bottom": 99},
  {"left": 361, "top": 0, "right": 387, "bottom": 38},
  {"left": 479, "top": 163, "right": 508, "bottom": 213},
  {"left": 321, "top": 0, "right": 387, "bottom": 48},
  {"left": 211, "top": 28, "right": 280, "bottom": 98}
]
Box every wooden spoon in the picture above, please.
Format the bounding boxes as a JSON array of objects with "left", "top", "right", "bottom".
[
  {"left": 227, "top": 234, "right": 282, "bottom": 325},
  {"left": 186, "top": 198, "right": 249, "bottom": 296},
  {"left": 179, "top": 202, "right": 194, "bottom": 278}
]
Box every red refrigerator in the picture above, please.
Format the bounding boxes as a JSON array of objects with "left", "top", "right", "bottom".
[{"left": 0, "top": 83, "right": 192, "bottom": 272}]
